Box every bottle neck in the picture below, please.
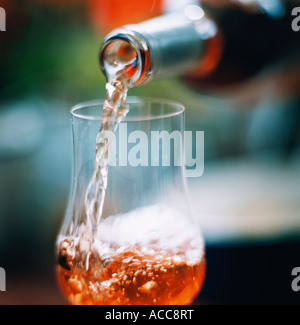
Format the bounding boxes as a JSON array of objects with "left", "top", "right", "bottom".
[
  {"left": 99, "top": 5, "right": 221, "bottom": 88},
  {"left": 99, "top": 30, "right": 153, "bottom": 88}
]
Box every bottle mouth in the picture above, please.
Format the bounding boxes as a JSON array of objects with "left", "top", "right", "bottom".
[{"left": 99, "top": 29, "right": 152, "bottom": 87}]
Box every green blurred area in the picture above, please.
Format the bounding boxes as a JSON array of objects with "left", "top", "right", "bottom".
[{"left": 1, "top": 2, "right": 104, "bottom": 101}]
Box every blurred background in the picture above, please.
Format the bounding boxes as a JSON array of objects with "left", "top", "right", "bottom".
[{"left": 0, "top": 0, "right": 300, "bottom": 304}]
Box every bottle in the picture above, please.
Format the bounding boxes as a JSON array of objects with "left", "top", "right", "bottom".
[
  {"left": 99, "top": 0, "right": 300, "bottom": 94},
  {"left": 99, "top": 3, "right": 222, "bottom": 88}
]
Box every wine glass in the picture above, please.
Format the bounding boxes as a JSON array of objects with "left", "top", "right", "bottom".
[{"left": 55, "top": 97, "right": 205, "bottom": 305}]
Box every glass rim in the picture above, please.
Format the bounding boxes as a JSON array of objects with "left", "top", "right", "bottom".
[{"left": 70, "top": 97, "right": 185, "bottom": 122}]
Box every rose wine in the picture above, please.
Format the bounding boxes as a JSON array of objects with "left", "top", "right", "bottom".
[
  {"left": 57, "top": 242, "right": 205, "bottom": 305},
  {"left": 56, "top": 206, "right": 206, "bottom": 305}
]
